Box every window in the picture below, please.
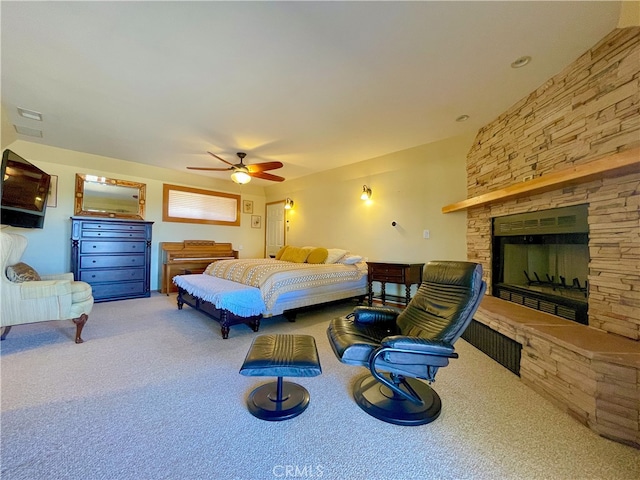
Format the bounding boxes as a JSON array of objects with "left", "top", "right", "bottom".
[{"left": 163, "top": 184, "right": 241, "bottom": 226}]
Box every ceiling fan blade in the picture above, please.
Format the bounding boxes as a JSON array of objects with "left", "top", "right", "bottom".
[
  {"left": 249, "top": 171, "right": 285, "bottom": 182},
  {"left": 246, "top": 161, "right": 284, "bottom": 173},
  {"left": 186, "top": 166, "right": 232, "bottom": 171},
  {"left": 207, "top": 151, "right": 234, "bottom": 166}
]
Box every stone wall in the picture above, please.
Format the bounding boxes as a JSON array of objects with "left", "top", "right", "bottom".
[{"left": 465, "top": 27, "right": 640, "bottom": 341}]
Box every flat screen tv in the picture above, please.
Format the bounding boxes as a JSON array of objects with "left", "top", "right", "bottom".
[{"left": 1, "top": 149, "right": 51, "bottom": 228}]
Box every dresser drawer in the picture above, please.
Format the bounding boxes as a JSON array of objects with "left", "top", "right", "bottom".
[
  {"left": 80, "top": 255, "right": 146, "bottom": 269},
  {"left": 91, "top": 281, "right": 146, "bottom": 300},
  {"left": 80, "top": 241, "right": 146, "bottom": 254},
  {"left": 372, "top": 272, "right": 405, "bottom": 282},
  {"left": 81, "top": 230, "right": 148, "bottom": 239},
  {"left": 80, "top": 221, "right": 148, "bottom": 233},
  {"left": 369, "top": 265, "right": 406, "bottom": 281},
  {"left": 79, "top": 268, "right": 145, "bottom": 283}
]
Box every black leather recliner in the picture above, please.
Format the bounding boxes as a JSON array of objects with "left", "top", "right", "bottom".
[{"left": 327, "top": 261, "right": 486, "bottom": 426}]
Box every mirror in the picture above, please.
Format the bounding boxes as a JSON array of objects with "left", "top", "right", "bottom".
[{"left": 74, "top": 174, "right": 146, "bottom": 219}]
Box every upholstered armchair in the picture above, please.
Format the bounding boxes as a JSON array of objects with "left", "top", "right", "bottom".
[
  {"left": 327, "top": 261, "right": 485, "bottom": 425},
  {"left": 1, "top": 231, "right": 94, "bottom": 343}
]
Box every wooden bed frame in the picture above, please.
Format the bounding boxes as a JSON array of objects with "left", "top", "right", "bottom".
[
  {"left": 176, "top": 286, "right": 366, "bottom": 339},
  {"left": 176, "top": 287, "right": 262, "bottom": 339}
]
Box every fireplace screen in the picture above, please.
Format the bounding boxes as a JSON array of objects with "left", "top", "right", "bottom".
[{"left": 492, "top": 205, "right": 589, "bottom": 325}]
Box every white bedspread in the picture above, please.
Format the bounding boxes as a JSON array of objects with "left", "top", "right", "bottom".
[
  {"left": 204, "top": 259, "right": 367, "bottom": 310},
  {"left": 173, "top": 274, "right": 265, "bottom": 317}
]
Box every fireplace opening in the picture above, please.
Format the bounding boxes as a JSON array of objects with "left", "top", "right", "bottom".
[{"left": 492, "top": 205, "right": 589, "bottom": 325}]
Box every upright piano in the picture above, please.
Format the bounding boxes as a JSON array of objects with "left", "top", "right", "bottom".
[{"left": 160, "top": 240, "right": 238, "bottom": 294}]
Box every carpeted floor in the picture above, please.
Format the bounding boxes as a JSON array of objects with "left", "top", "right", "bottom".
[{"left": 1, "top": 293, "right": 638, "bottom": 480}]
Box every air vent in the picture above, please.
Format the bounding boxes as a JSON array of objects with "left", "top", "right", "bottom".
[
  {"left": 558, "top": 215, "right": 577, "bottom": 227},
  {"left": 524, "top": 219, "right": 539, "bottom": 229},
  {"left": 493, "top": 204, "right": 587, "bottom": 236}
]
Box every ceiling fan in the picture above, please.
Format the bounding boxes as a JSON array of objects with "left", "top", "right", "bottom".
[{"left": 187, "top": 152, "right": 285, "bottom": 184}]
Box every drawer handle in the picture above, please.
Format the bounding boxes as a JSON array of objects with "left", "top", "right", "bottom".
[{"left": 92, "top": 260, "right": 97, "bottom": 263}]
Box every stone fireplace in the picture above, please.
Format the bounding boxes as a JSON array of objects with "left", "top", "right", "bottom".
[
  {"left": 463, "top": 27, "right": 640, "bottom": 342},
  {"left": 446, "top": 27, "right": 640, "bottom": 447}
]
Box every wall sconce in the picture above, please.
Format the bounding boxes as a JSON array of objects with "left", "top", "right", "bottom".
[
  {"left": 285, "top": 197, "right": 294, "bottom": 210},
  {"left": 360, "top": 185, "right": 372, "bottom": 200}
]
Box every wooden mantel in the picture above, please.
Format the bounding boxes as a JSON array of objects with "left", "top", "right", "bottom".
[{"left": 442, "top": 147, "right": 640, "bottom": 213}]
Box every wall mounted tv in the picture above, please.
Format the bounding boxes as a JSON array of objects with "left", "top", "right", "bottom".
[{"left": 1, "top": 149, "right": 51, "bottom": 229}]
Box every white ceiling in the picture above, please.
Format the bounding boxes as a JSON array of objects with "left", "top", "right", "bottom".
[{"left": 1, "top": 1, "right": 622, "bottom": 185}]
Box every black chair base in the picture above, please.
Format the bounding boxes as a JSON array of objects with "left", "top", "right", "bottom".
[
  {"left": 353, "top": 374, "right": 442, "bottom": 426},
  {"left": 247, "top": 377, "right": 310, "bottom": 421}
]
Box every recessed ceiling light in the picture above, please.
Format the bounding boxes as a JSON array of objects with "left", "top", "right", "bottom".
[
  {"left": 14, "top": 125, "right": 43, "bottom": 137},
  {"left": 17, "top": 107, "right": 43, "bottom": 121},
  {"left": 456, "top": 115, "right": 470, "bottom": 122},
  {"left": 511, "top": 56, "right": 531, "bottom": 68}
]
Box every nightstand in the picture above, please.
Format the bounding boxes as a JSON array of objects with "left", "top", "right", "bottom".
[{"left": 367, "top": 262, "right": 425, "bottom": 307}]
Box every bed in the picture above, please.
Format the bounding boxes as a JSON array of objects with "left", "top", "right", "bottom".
[{"left": 173, "top": 257, "right": 368, "bottom": 338}]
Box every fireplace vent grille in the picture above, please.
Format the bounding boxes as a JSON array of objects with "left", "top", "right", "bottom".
[
  {"left": 495, "top": 285, "right": 587, "bottom": 325},
  {"left": 494, "top": 204, "right": 588, "bottom": 236}
]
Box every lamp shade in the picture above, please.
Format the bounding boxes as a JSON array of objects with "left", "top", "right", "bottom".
[{"left": 231, "top": 169, "right": 251, "bottom": 185}]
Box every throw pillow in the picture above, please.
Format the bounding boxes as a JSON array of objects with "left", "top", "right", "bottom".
[
  {"left": 325, "top": 248, "right": 348, "bottom": 264},
  {"left": 6, "top": 262, "right": 41, "bottom": 283},
  {"left": 275, "top": 245, "right": 289, "bottom": 260},
  {"left": 280, "top": 246, "right": 312, "bottom": 263},
  {"left": 338, "top": 255, "right": 363, "bottom": 265},
  {"left": 306, "top": 247, "right": 329, "bottom": 264}
]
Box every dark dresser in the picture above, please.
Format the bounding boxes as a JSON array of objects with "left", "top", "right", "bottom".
[{"left": 71, "top": 217, "right": 154, "bottom": 302}]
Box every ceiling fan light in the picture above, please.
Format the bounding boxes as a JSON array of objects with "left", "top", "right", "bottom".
[{"left": 231, "top": 169, "right": 251, "bottom": 185}]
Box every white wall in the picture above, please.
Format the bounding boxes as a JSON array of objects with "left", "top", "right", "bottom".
[
  {"left": 2, "top": 140, "right": 267, "bottom": 290},
  {"left": 264, "top": 134, "right": 473, "bottom": 294}
]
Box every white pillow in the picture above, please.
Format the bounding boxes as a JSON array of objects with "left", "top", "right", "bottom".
[
  {"left": 324, "top": 248, "right": 348, "bottom": 264},
  {"left": 338, "top": 255, "right": 363, "bottom": 265}
]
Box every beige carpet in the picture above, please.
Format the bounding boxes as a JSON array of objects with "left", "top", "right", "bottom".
[{"left": 1, "top": 293, "right": 638, "bottom": 480}]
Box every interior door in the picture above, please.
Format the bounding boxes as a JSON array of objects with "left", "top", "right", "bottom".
[{"left": 265, "top": 201, "right": 285, "bottom": 258}]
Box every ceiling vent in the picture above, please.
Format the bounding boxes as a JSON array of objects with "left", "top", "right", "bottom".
[{"left": 14, "top": 125, "right": 43, "bottom": 137}]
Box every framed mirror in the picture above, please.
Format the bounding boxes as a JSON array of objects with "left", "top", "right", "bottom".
[{"left": 74, "top": 174, "right": 146, "bottom": 219}]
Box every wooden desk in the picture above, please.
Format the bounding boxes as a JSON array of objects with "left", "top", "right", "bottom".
[
  {"left": 367, "top": 262, "right": 425, "bottom": 306},
  {"left": 160, "top": 240, "right": 238, "bottom": 294}
]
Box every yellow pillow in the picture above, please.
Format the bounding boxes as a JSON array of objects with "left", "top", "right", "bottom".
[
  {"left": 275, "top": 245, "right": 289, "bottom": 260},
  {"left": 306, "top": 247, "right": 328, "bottom": 264},
  {"left": 280, "top": 246, "right": 312, "bottom": 263}
]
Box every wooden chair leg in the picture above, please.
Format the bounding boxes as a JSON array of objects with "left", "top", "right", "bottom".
[
  {"left": 1, "top": 325, "right": 12, "bottom": 340},
  {"left": 73, "top": 313, "right": 88, "bottom": 344}
]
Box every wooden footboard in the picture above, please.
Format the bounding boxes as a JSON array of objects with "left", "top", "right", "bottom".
[{"left": 176, "top": 287, "right": 261, "bottom": 339}]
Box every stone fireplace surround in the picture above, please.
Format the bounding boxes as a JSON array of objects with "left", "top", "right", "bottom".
[{"left": 445, "top": 27, "right": 640, "bottom": 447}]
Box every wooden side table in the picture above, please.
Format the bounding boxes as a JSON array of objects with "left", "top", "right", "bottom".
[{"left": 367, "top": 262, "right": 425, "bottom": 307}]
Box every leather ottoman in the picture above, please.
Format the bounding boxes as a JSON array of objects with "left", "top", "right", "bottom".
[{"left": 239, "top": 334, "right": 322, "bottom": 421}]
